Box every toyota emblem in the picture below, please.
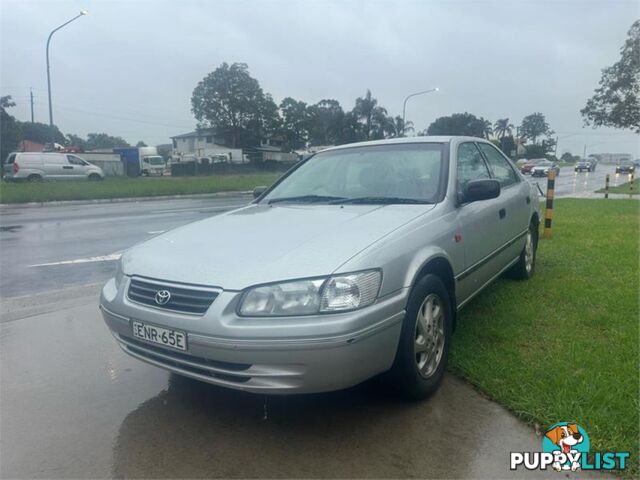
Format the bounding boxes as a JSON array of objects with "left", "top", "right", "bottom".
[{"left": 155, "top": 290, "right": 171, "bottom": 305}]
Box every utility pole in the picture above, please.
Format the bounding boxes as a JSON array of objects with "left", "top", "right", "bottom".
[
  {"left": 583, "top": 144, "right": 587, "bottom": 159},
  {"left": 30, "top": 88, "right": 34, "bottom": 123}
]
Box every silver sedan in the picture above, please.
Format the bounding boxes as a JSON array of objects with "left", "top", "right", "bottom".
[{"left": 100, "top": 136, "right": 539, "bottom": 399}]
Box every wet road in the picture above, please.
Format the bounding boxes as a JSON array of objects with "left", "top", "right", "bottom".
[
  {"left": 0, "top": 292, "right": 606, "bottom": 479},
  {"left": 524, "top": 163, "right": 622, "bottom": 198},
  {"left": 0, "top": 194, "right": 251, "bottom": 298}
]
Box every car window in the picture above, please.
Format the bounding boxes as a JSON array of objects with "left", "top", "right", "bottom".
[
  {"left": 67, "top": 155, "right": 87, "bottom": 166},
  {"left": 262, "top": 143, "right": 445, "bottom": 203},
  {"left": 477, "top": 143, "right": 519, "bottom": 187},
  {"left": 456, "top": 142, "right": 491, "bottom": 191}
]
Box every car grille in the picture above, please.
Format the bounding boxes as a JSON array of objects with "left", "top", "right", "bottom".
[{"left": 127, "top": 277, "right": 219, "bottom": 315}]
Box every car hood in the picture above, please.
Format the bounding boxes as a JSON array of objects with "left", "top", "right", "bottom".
[{"left": 122, "top": 203, "right": 434, "bottom": 290}]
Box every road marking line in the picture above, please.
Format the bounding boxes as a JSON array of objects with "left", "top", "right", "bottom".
[
  {"left": 147, "top": 230, "right": 165, "bottom": 234},
  {"left": 30, "top": 253, "right": 122, "bottom": 267}
]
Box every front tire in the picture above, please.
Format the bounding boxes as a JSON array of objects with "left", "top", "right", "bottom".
[
  {"left": 509, "top": 222, "right": 538, "bottom": 280},
  {"left": 389, "top": 274, "right": 453, "bottom": 400}
]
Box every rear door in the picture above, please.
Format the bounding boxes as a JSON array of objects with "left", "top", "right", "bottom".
[
  {"left": 476, "top": 142, "right": 530, "bottom": 262},
  {"left": 454, "top": 141, "right": 505, "bottom": 304}
]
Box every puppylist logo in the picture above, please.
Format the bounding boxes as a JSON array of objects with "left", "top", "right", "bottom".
[{"left": 510, "top": 422, "right": 630, "bottom": 472}]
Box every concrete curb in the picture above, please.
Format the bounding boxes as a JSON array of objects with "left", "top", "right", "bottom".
[{"left": 0, "top": 190, "right": 253, "bottom": 209}]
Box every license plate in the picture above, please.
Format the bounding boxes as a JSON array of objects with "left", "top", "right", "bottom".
[{"left": 132, "top": 321, "right": 187, "bottom": 351}]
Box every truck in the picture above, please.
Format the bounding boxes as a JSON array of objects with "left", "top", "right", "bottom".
[{"left": 114, "top": 147, "right": 166, "bottom": 176}]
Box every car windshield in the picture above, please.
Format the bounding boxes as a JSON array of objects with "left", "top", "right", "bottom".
[
  {"left": 146, "top": 156, "right": 164, "bottom": 165},
  {"left": 261, "top": 143, "right": 445, "bottom": 204}
]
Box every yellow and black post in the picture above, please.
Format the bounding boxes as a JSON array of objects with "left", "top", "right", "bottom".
[
  {"left": 605, "top": 174, "right": 610, "bottom": 199},
  {"left": 630, "top": 171, "right": 635, "bottom": 198},
  {"left": 543, "top": 169, "right": 555, "bottom": 239}
]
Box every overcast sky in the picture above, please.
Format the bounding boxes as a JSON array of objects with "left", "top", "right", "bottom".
[{"left": 2, "top": 0, "right": 638, "bottom": 156}]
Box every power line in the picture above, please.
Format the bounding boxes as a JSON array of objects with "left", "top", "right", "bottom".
[{"left": 32, "top": 100, "right": 193, "bottom": 130}]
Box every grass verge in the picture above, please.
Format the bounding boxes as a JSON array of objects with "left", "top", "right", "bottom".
[
  {"left": 450, "top": 198, "right": 639, "bottom": 477},
  {"left": 596, "top": 178, "right": 640, "bottom": 195},
  {"left": 0, "top": 174, "right": 282, "bottom": 204}
]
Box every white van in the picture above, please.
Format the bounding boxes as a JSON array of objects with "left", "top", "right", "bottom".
[{"left": 3, "top": 152, "right": 105, "bottom": 182}]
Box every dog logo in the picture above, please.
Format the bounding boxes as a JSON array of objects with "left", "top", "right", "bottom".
[
  {"left": 543, "top": 423, "right": 586, "bottom": 471},
  {"left": 511, "top": 422, "right": 629, "bottom": 472},
  {"left": 154, "top": 289, "right": 171, "bottom": 305}
]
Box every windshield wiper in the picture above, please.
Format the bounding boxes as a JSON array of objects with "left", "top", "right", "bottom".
[
  {"left": 267, "top": 195, "right": 347, "bottom": 204},
  {"left": 329, "top": 196, "right": 432, "bottom": 205}
]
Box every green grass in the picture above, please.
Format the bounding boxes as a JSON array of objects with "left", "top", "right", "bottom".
[
  {"left": 0, "top": 174, "right": 282, "bottom": 204},
  {"left": 597, "top": 178, "right": 640, "bottom": 195},
  {"left": 450, "top": 199, "right": 639, "bottom": 477}
]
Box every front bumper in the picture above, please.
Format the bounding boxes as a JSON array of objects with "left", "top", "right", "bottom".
[{"left": 100, "top": 277, "right": 407, "bottom": 394}]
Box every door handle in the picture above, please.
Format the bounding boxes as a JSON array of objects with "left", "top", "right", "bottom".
[
  {"left": 63, "top": 166, "right": 73, "bottom": 169},
  {"left": 499, "top": 208, "right": 506, "bottom": 219}
]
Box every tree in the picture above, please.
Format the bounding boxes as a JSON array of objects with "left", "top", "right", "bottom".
[
  {"left": 0, "top": 95, "right": 22, "bottom": 164},
  {"left": 136, "top": 140, "right": 148, "bottom": 147},
  {"left": 1, "top": 95, "right": 16, "bottom": 109},
  {"left": 352, "top": 90, "right": 389, "bottom": 140},
  {"left": 20, "top": 122, "right": 65, "bottom": 145},
  {"left": 191, "top": 62, "right": 278, "bottom": 148},
  {"left": 426, "top": 112, "right": 487, "bottom": 137},
  {"left": 307, "top": 99, "right": 345, "bottom": 146},
  {"left": 387, "top": 116, "right": 414, "bottom": 138},
  {"left": 66, "top": 133, "right": 87, "bottom": 150},
  {"left": 561, "top": 152, "right": 580, "bottom": 163},
  {"left": 279, "top": 97, "right": 308, "bottom": 150},
  {"left": 581, "top": 21, "right": 640, "bottom": 132},
  {"left": 519, "top": 112, "right": 553, "bottom": 144},
  {"left": 83, "top": 133, "right": 130, "bottom": 150},
  {"left": 481, "top": 118, "right": 493, "bottom": 139},
  {"left": 493, "top": 118, "right": 514, "bottom": 139},
  {"left": 498, "top": 135, "right": 517, "bottom": 158},
  {"left": 525, "top": 138, "right": 556, "bottom": 157}
]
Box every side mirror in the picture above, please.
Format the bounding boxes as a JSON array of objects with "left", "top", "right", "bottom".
[
  {"left": 253, "top": 185, "right": 268, "bottom": 199},
  {"left": 463, "top": 179, "right": 500, "bottom": 203}
]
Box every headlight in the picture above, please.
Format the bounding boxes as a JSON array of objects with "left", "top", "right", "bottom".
[{"left": 239, "top": 270, "right": 382, "bottom": 316}]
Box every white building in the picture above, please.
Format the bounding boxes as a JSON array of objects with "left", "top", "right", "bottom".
[{"left": 170, "top": 130, "right": 244, "bottom": 163}]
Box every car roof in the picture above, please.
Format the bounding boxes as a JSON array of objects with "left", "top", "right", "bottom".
[{"left": 319, "top": 135, "right": 489, "bottom": 153}]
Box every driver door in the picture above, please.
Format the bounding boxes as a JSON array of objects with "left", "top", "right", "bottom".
[{"left": 454, "top": 142, "right": 504, "bottom": 305}]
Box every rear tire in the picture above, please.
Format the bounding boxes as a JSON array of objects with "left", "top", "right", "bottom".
[
  {"left": 27, "top": 174, "right": 42, "bottom": 182},
  {"left": 388, "top": 274, "right": 453, "bottom": 400},
  {"left": 508, "top": 222, "right": 538, "bottom": 280}
]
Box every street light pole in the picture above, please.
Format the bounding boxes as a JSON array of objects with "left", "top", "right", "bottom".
[
  {"left": 401, "top": 88, "right": 438, "bottom": 137},
  {"left": 46, "top": 10, "right": 87, "bottom": 142}
]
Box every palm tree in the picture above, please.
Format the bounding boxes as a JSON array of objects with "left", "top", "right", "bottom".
[
  {"left": 387, "top": 116, "right": 414, "bottom": 138},
  {"left": 494, "top": 118, "right": 514, "bottom": 139},
  {"left": 481, "top": 118, "right": 493, "bottom": 139}
]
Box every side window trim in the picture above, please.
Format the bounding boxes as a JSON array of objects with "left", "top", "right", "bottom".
[
  {"left": 457, "top": 141, "right": 492, "bottom": 181},
  {"left": 475, "top": 142, "right": 520, "bottom": 188},
  {"left": 456, "top": 141, "right": 493, "bottom": 199}
]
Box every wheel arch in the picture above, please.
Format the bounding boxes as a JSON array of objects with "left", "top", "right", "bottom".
[{"left": 409, "top": 254, "right": 458, "bottom": 332}]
